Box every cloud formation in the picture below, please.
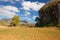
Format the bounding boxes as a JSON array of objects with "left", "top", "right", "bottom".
[
  {"left": 25, "top": 11, "right": 30, "bottom": 16},
  {"left": 0, "top": 6, "right": 20, "bottom": 18},
  {"left": 22, "top": 1, "right": 45, "bottom": 11},
  {"left": 0, "top": 0, "right": 25, "bottom": 4},
  {"left": 25, "top": 17, "right": 31, "bottom": 21}
]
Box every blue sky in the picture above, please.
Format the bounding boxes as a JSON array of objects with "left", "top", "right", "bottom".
[{"left": 0, "top": 0, "right": 50, "bottom": 23}]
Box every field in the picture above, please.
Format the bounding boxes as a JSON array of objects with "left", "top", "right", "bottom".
[{"left": 0, "top": 26, "right": 60, "bottom": 40}]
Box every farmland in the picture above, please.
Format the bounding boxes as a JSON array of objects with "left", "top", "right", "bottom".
[{"left": 0, "top": 26, "right": 60, "bottom": 40}]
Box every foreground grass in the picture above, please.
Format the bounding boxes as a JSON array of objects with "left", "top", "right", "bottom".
[{"left": 0, "top": 26, "right": 60, "bottom": 40}]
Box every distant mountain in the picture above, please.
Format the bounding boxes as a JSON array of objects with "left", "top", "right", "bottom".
[
  {"left": 0, "top": 18, "right": 12, "bottom": 25},
  {"left": 20, "top": 20, "right": 28, "bottom": 23}
]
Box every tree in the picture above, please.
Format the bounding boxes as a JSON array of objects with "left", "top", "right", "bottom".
[
  {"left": 9, "top": 15, "right": 20, "bottom": 26},
  {"left": 35, "top": 17, "right": 41, "bottom": 27}
]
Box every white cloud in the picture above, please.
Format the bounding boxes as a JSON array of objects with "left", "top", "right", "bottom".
[
  {"left": 22, "top": 1, "right": 45, "bottom": 11},
  {"left": 24, "top": 17, "right": 31, "bottom": 21},
  {"left": 33, "top": 16, "right": 37, "bottom": 19},
  {"left": 10, "top": 0, "right": 16, "bottom": 4},
  {"left": 23, "top": 7, "right": 30, "bottom": 10},
  {"left": 0, "top": 0, "right": 9, "bottom": 2},
  {"left": 15, "top": 0, "right": 25, "bottom": 2},
  {"left": 25, "top": 11, "right": 30, "bottom": 16},
  {"left": 15, "top": 0, "right": 20, "bottom": 2},
  {"left": 3, "top": 6, "right": 19, "bottom": 12},
  {"left": 0, "top": 0, "right": 25, "bottom": 4},
  {"left": 0, "top": 0, "right": 15, "bottom": 4},
  {"left": 0, "top": 6, "right": 20, "bottom": 18},
  {"left": 28, "top": 18, "right": 31, "bottom": 20}
]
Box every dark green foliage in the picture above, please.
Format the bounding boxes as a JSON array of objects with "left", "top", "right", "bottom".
[
  {"left": 35, "top": 17, "right": 40, "bottom": 27},
  {"left": 35, "top": 17, "right": 45, "bottom": 27},
  {"left": 57, "top": 21, "right": 60, "bottom": 27}
]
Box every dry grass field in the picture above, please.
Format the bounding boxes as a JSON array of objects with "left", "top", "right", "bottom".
[{"left": 0, "top": 26, "right": 60, "bottom": 40}]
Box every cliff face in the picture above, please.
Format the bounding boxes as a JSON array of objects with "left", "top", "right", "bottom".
[
  {"left": 38, "top": 0, "right": 60, "bottom": 26},
  {"left": 58, "top": 2, "right": 60, "bottom": 19}
]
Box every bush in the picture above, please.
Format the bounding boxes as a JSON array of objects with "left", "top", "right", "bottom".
[{"left": 56, "top": 21, "right": 60, "bottom": 27}]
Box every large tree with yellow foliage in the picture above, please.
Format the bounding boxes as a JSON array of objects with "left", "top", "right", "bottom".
[{"left": 10, "top": 15, "right": 20, "bottom": 26}]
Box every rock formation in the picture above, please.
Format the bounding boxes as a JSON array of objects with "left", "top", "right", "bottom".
[{"left": 36, "top": 0, "right": 60, "bottom": 26}]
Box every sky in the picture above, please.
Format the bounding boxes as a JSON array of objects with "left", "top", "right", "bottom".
[{"left": 0, "top": 0, "right": 51, "bottom": 23}]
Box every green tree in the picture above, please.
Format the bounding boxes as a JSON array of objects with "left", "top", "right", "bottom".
[
  {"left": 35, "top": 17, "right": 41, "bottom": 27},
  {"left": 10, "top": 15, "right": 20, "bottom": 26}
]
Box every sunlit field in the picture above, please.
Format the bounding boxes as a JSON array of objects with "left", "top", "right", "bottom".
[{"left": 0, "top": 26, "right": 60, "bottom": 40}]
